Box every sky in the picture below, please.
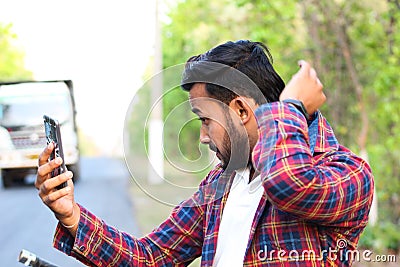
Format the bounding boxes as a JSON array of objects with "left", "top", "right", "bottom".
[{"left": 0, "top": 0, "right": 158, "bottom": 156}]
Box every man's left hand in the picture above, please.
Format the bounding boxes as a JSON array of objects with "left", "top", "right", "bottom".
[{"left": 279, "top": 60, "right": 326, "bottom": 115}]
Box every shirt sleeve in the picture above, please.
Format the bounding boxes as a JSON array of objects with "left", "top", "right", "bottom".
[
  {"left": 53, "top": 182, "right": 208, "bottom": 267},
  {"left": 253, "top": 102, "right": 374, "bottom": 227}
]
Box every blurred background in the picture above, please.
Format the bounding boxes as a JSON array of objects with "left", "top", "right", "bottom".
[{"left": 0, "top": 0, "right": 399, "bottom": 266}]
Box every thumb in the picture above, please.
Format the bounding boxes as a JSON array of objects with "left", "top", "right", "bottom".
[{"left": 297, "top": 60, "right": 311, "bottom": 76}]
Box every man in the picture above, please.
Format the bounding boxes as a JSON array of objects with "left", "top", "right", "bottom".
[{"left": 36, "top": 40, "right": 374, "bottom": 266}]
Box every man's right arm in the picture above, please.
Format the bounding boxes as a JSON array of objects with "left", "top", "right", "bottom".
[
  {"left": 36, "top": 144, "right": 212, "bottom": 266},
  {"left": 53, "top": 201, "right": 205, "bottom": 266}
]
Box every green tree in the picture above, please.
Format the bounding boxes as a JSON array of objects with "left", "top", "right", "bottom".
[
  {"left": 0, "top": 23, "right": 32, "bottom": 81},
  {"left": 293, "top": 1, "right": 400, "bottom": 250},
  {"left": 161, "top": 0, "right": 255, "bottom": 164}
]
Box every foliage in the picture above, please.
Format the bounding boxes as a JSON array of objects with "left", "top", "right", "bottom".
[
  {"left": 160, "top": 0, "right": 258, "bottom": 177},
  {"left": 0, "top": 23, "right": 32, "bottom": 81},
  {"left": 359, "top": 222, "right": 400, "bottom": 253}
]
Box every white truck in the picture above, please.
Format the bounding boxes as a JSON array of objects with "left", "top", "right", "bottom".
[{"left": 0, "top": 80, "right": 80, "bottom": 188}]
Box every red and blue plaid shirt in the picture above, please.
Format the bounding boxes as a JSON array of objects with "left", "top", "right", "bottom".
[{"left": 54, "top": 102, "right": 374, "bottom": 266}]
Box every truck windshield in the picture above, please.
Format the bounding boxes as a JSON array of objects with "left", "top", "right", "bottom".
[{"left": 0, "top": 83, "right": 72, "bottom": 129}]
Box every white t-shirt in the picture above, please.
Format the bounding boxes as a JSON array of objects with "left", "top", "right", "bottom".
[{"left": 213, "top": 168, "right": 264, "bottom": 266}]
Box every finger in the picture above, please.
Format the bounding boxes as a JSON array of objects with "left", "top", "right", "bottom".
[
  {"left": 316, "top": 77, "right": 323, "bottom": 88},
  {"left": 40, "top": 171, "right": 73, "bottom": 195},
  {"left": 321, "top": 92, "right": 327, "bottom": 103},
  {"left": 38, "top": 143, "right": 54, "bottom": 167},
  {"left": 37, "top": 157, "right": 63, "bottom": 179},
  {"left": 310, "top": 67, "right": 317, "bottom": 79},
  {"left": 297, "top": 60, "right": 311, "bottom": 75},
  {"left": 42, "top": 186, "right": 72, "bottom": 205},
  {"left": 36, "top": 157, "right": 63, "bottom": 189}
]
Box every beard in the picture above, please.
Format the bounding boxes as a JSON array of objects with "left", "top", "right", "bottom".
[{"left": 216, "top": 114, "right": 250, "bottom": 172}]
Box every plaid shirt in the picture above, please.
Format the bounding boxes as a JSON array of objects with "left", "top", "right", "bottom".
[{"left": 54, "top": 102, "right": 374, "bottom": 266}]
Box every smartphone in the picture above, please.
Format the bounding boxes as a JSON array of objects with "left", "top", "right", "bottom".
[{"left": 43, "top": 115, "right": 67, "bottom": 189}]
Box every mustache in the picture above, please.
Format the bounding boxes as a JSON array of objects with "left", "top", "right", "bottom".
[{"left": 209, "top": 142, "right": 218, "bottom": 153}]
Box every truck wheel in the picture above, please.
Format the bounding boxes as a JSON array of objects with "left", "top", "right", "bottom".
[
  {"left": 1, "top": 169, "right": 30, "bottom": 188},
  {"left": 2, "top": 169, "right": 13, "bottom": 188},
  {"left": 67, "top": 163, "right": 80, "bottom": 183}
]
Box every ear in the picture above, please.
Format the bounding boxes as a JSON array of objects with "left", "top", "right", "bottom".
[{"left": 229, "top": 97, "right": 253, "bottom": 125}]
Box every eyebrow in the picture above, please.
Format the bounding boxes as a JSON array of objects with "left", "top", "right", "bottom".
[{"left": 191, "top": 107, "right": 203, "bottom": 115}]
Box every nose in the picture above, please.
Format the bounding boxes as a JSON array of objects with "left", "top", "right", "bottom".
[{"left": 199, "top": 125, "right": 210, "bottom": 144}]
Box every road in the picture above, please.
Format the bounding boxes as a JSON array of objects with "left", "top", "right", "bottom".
[{"left": 0, "top": 156, "right": 140, "bottom": 267}]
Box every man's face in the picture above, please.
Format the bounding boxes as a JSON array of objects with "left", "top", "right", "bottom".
[{"left": 189, "top": 83, "right": 250, "bottom": 171}]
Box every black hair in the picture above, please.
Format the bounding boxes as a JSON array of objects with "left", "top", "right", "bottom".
[{"left": 181, "top": 40, "right": 285, "bottom": 105}]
